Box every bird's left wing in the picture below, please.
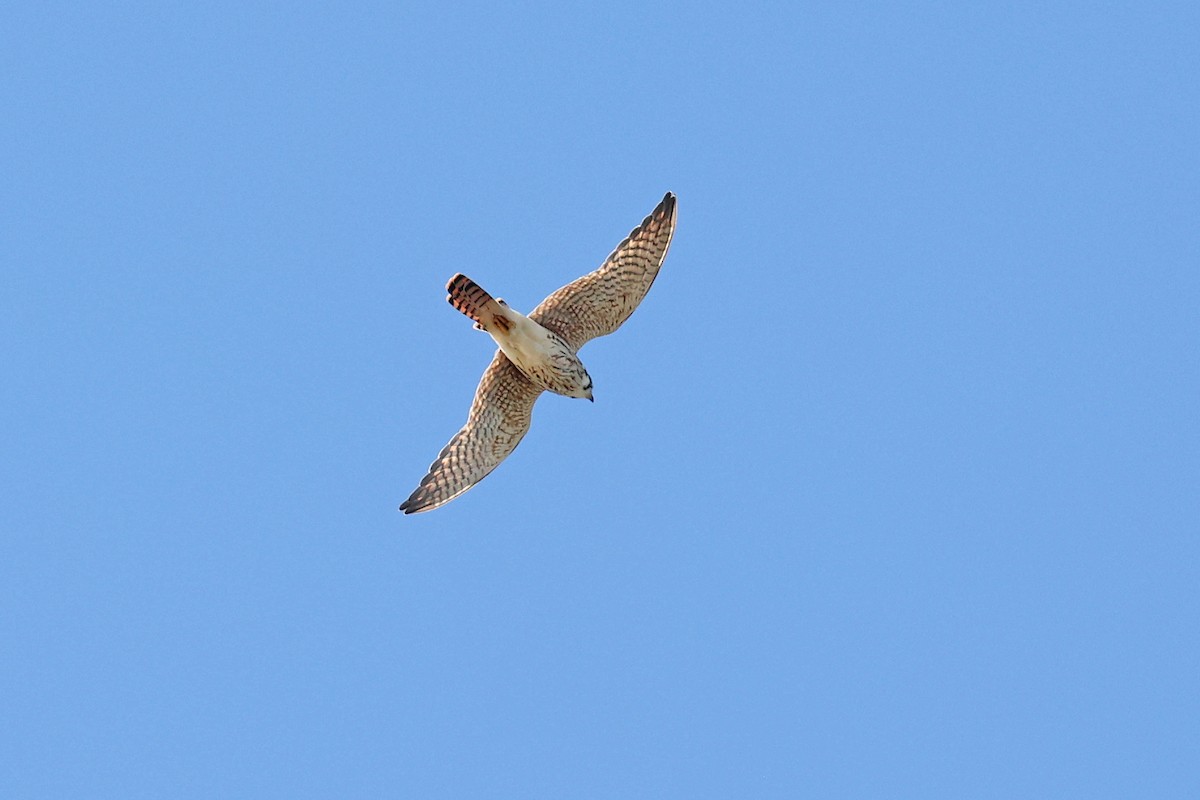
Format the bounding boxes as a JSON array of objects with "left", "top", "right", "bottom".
[{"left": 400, "top": 351, "right": 544, "bottom": 514}]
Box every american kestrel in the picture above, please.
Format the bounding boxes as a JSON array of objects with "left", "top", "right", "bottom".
[{"left": 400, "top": 191, "right": 677, "bottom": 514}]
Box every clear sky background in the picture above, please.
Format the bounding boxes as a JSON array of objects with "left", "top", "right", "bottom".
[{"left": 3, "top": 2, "right": 1197, "bottom": 797}]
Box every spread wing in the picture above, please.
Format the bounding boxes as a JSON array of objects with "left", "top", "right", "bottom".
[
  {"left": 400, "top": 351, "right": 543, "bottom": 514},
  {"left": 529, "top": 192, "right": 677, "bottom": 351}
]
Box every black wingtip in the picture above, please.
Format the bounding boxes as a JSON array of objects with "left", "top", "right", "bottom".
[{"left": 659, "top": 191, "right": 676, "bottom": 218}]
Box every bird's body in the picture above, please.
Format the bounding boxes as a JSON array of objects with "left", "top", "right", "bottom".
[
  {"left": 400, "top": 192, "right": 677, "bottom": 514},
  {"left": 446, "top": 274, "right": 594, "bottom": 400}
]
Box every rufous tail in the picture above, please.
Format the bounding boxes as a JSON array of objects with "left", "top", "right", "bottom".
[{"left": 446, "top": 273, "right": 506, "bottom": 331}]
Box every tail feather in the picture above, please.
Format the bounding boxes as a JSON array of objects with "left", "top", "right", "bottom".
[{"left": 446, "top": 274, "right": 505, "bottom": 330}]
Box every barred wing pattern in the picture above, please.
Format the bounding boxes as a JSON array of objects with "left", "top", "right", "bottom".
[
  {"left": 530, "top": 191, "right": 677, "bottom": 351},
  {"left": 401, "top": 192, "right": 676, "bottom": 514},
  {"left": 399, "top": 351, "right": 543, "bottom": 514}
]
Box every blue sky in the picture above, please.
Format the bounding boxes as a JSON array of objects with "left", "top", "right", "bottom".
[{"left": 3, "top": 2, "right": 1198, "bottom": 796}]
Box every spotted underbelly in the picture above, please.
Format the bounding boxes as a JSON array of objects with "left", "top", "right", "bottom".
[
  {"left": 491, "top": 316, "right": 591, "bottom": 398},
  {"left": 520, "top": 356, "right": 586, "bottom": 396},
  {"left": 507, "top": 343, "right": 587, "bottom": 397}
]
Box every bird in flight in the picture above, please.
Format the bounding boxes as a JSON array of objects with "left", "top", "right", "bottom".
[{"left": 400, "top": 191, "right": 678, "bottom": 514}]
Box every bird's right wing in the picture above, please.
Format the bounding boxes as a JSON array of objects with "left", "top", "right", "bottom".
[
  {"left": 400, "top": 351, "right": 544, "bottom": 514},
  {"left": 530, "top": 192, "right": 676, "bottom": 352}
]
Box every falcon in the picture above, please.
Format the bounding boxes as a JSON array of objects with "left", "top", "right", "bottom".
[{"left": 400, "top": 191, "right": 677, "bottom": 514}]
